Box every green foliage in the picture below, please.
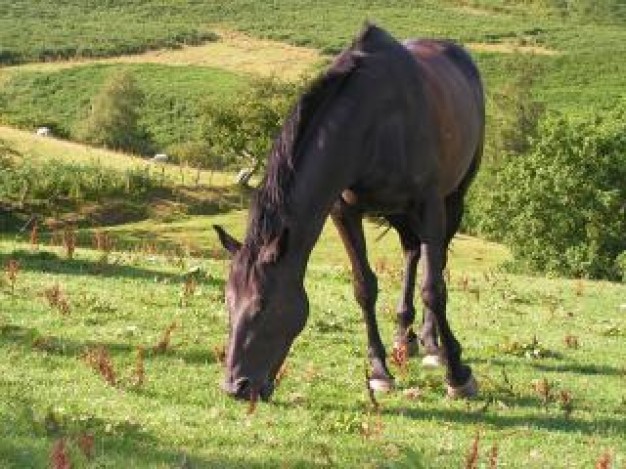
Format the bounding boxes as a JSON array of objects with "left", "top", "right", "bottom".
[
  {"left": 197, "top": 76, "right": 302, "bottom": 169},
  {"left": 0, "top": 0, "right": 563, "bottom": 65},
  {"left": 75, "top": 70, "right": 152, "bottom": 154},
  {"left": 545, "top": 0, "right": 626, "bottom": 24},
  {"left": 0, "top": 138, "right": 19, "bottom": 169},
  {"left": 0, "top": 159, "right": 160, "bottom": 204},
  {"left": 616, "top": 251, "right": 626, "bottom": 282},
  {"left": 0, "top": 0, "right": 218, "bottom": 65},
  {"left": 469, "top": 107, "right": 626, "bottom": 280},
  {"left": 451, "top": 0, "right": 626, "bottom": 24},
  {"left": 164, "top": 141, "right": 213, "bottom": 168}
]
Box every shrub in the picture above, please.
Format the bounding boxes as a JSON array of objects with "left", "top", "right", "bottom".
[
  {"left": 165, "top": 141, "right": 220, "bottom": 169},
  {"left": 468, "top": 106, "right": 626, "bottom": 280},
  {"left": 0, "top": 138, "right": 19, "bottom": 169},
  {"left": 488, "top": 57, "right": 545, "bottom": 161}
]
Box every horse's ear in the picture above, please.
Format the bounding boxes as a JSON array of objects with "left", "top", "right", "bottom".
[
  {"left": 259, "top": 229, "right": 289, "bottom": 265},
  {"left": 213, "top": 225, "right": 242, "bottom": 256}
]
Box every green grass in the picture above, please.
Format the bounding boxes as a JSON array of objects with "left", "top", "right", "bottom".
[
  {"left": 1, "top": 214, "right": 624, "bottom": 467},
  {"left": 0, "top": 0, "right": 219, "bottom": 64}
]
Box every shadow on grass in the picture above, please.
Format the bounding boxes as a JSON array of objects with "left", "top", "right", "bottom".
[
  {"left": 530, "top": 361, "right": 625, "bottom": 377},
  {"left": 0, "top": 249, "right": 224, "bottom": 288},
  {"left": 390, "top": 405, "right": 625, "bottom": 437},
  {"left": 471, "top": 356, "right": 625, "bottom": 378},
  {"left": 0, "top": 407, "right": 321, "bottom": 469},
  {"left": 305, "top": 398, "right": 625, "bottom": 438},
  {"left": 0, "top": 324, "right": 220, "bottom": 369},
  {"left": 0, "top": 324, "right": 135, "bottom": 357}
]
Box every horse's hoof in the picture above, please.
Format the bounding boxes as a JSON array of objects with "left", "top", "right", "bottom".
[
  {"left": 422, "top": 354, "right": 445, "bottom": 368},
  {"left": 368, "top": 378, "right": 395, "bottom": 392},
  {"left": 446, "top": 374, "right": 479, "bottom": 399}
]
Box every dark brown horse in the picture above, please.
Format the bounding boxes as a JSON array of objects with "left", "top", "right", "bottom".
[{"left": 215, "top": 24, "right": 484, "bottom": 401}]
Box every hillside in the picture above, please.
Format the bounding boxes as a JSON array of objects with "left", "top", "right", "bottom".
[
  {"left": 1, "top": 1, "right": 625, "bottom": 161},
  {"left": 0, "top": 126, "right": 252, "bottom": 234}
]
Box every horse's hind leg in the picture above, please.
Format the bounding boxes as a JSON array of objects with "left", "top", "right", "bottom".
[
  {"left": 386, "top": 214, "right": 421, "bottom": 356},
  {"left": 418, "top": 188, "right": 468, "bottom": 365},
  {"left": 387, "top": 214, "right": 441, "bottom": 366},
  {"left": 420, "top": 192, "right": 477, "bottom": 398},
  {"left": 331, "top": 201, "right": 394, "bottom": 391}
]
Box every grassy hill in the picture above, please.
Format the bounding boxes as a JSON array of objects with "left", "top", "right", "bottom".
[
  {"left": 0, "top": 126, "right": 250, "bottom": 234},
  {"left": 1, "top": 1, "right": 625, "bottom": 161}
]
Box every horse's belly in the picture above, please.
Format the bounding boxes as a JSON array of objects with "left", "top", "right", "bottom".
[{"left": 346, "top": 177, "right": 429, "bottom": 214}]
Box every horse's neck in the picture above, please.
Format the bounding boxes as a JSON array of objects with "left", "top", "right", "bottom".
[{"left": 283, "top": 113, "right": 364, "bottom": 276}]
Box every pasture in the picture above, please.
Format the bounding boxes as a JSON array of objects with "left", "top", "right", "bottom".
[
  {"left": 1, "top": 212, "right": 624, "bottom": 467},
  {"left": 1, "top": 1, "right": 625, "bottom": 467}
]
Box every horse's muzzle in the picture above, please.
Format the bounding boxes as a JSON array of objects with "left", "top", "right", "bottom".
[{"left": 222, "top": 377, "right": 274, "bottom": 402}]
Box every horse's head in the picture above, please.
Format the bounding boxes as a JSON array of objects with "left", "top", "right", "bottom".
[{"left": 214, "top": 225, "right": 308, "bottom": 401}]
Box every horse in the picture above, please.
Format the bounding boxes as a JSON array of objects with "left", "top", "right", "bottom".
[{"left": 214, "top": 23, "right": 484, "bottom": 401}]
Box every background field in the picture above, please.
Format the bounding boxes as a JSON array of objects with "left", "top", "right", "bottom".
[{"left": 1, "top": 0, "right": 625, "bottom": 157}]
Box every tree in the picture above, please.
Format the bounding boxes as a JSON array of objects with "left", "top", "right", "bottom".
[
  {"left": 76, "top": 70, "right": 152, "bottom": 154},
  {"left": 198, "top": 75, "right": 302, "bottom": 171},
  {"left": 489, "top": 57, "right": 545, "bottom": 161}
]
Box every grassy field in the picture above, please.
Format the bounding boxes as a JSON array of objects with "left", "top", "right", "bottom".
[
  {"left": 1, "top": 2, "right": 625, "bottom": 466},
  {"left": 0, "top": 64, "right": 246, "bottom": 152},
  {"left": 1, "top": 212, "right": 625, "bottom": 468},
  {"left": 1, "top": 29, "right": 323, "bottom": 81}
]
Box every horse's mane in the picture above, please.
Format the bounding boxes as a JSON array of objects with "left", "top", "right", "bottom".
[{"left": 239, "top": 24, "right": 391, "bottom": 266}]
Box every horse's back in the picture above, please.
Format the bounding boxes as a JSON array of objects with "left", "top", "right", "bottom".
[{"left": 404, "top": 39, "right": 484, "bottom": 195}]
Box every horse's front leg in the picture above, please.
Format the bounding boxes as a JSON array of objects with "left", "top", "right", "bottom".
[
  {"left": 420, "top": 196, "right": 478, "bottom": 398},
  {"left": 331, "top": 201, "right": 394, "bottom": 391}
]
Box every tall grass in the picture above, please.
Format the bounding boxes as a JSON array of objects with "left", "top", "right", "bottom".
[{"left": 0, "top": 158, "right": 163, "bottom": 204}]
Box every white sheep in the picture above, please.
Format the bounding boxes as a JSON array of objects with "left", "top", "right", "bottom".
[
  {"left": 150, "top": 153, "right": 168, "bottom": 163},
  {"left": 36, "top": 127, "right": 51, "bottom": 137}
]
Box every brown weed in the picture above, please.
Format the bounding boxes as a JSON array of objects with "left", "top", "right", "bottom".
[
  {"left": 153, "top": 322, "right": 177, "bottom": 353},
  {"left": 83, "top": 346, "right": 117, "bottom": 386}
]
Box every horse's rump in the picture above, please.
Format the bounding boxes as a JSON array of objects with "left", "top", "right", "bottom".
[{"left": 404, "top": 39, "right": 484, "bottom": 196}]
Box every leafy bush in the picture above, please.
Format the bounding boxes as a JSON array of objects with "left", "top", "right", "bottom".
[
  {"left": 488, "top": 57, "right": 545, "bottom": 161},
  {"left": 0, "top": 138, "right": 19, "bottom": 169},
  {"left": 468, "top": 107, "right": 626, "bottom": 280}
]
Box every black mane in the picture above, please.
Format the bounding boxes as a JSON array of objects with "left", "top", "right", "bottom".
[{"left": 240, "top": 24, "right": 390, "bottom": 265}]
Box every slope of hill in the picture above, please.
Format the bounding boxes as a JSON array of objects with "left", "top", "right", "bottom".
[{"left": 1, "top": 1, "right": 624, "bottom": 163}]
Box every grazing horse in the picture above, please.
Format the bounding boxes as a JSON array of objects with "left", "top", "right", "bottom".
[{"left": 215, "top": 23, "right": 484, "bottom": 401}]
